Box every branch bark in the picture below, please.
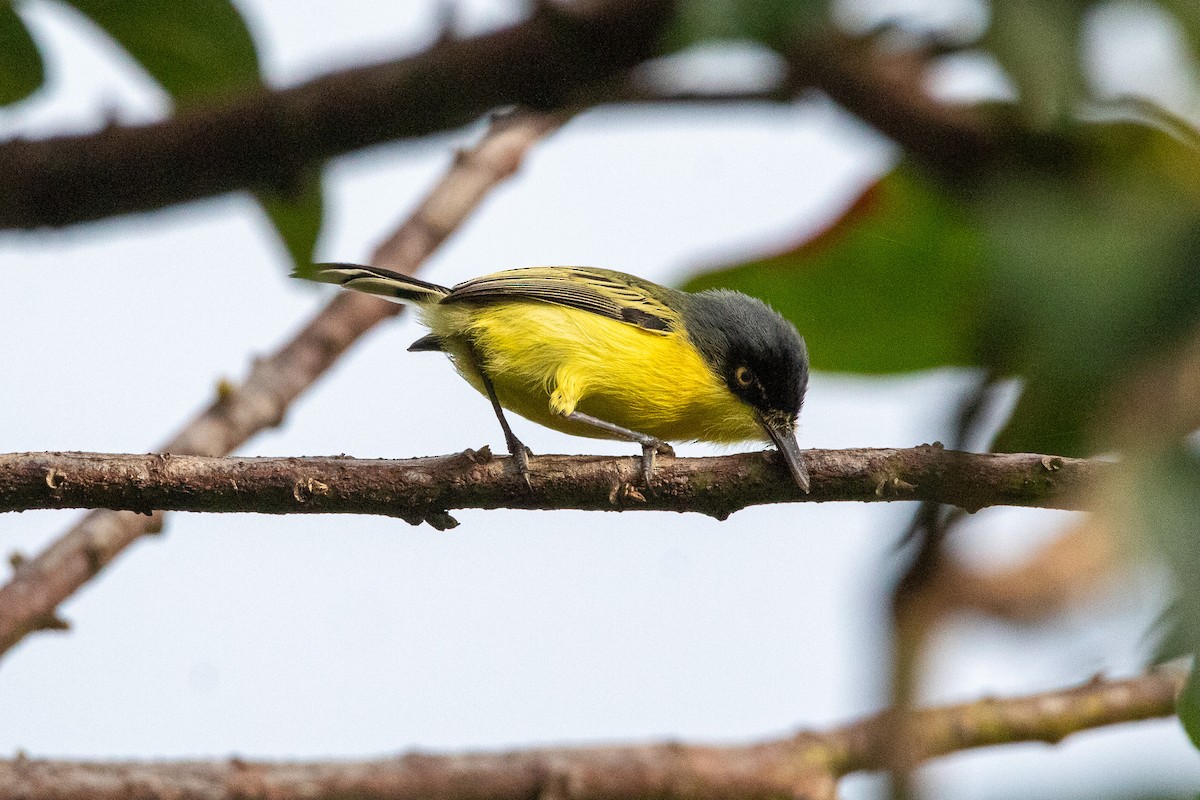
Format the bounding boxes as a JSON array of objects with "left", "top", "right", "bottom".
[
  {"left": 0, "top": 112, "right": 562, "bottom": 657},
  {"left": 0, "top": 665, "right": 1182, "bottom": 800},
  {"left": 0, "top": 447, "right": 1106, "bottom": 524},
  {"left": 0, "top": 1, "right": 668, "bottom": 229}
]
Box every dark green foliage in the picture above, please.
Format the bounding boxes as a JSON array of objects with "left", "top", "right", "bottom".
[
  {"left": 0, "top": 4, "right": 44, "bottom": 105},
  {"left": 7, "top": 0, "right": 323, "bottom": 266},
  {"left": 257, "top": 174, "right": 326, "bottom": 274},
  {"left": 63, "top": 0, "right": 260, "bottom": 106},
  {"left": 682, "top": 167, "right": 983, "bottom": 374},
  {"left": 982, "top": 124, "right": 1200, "bottom": 456},
  {"left": 663, "top": 0, "right": 826, "bottom": 52},
  {"left": 1135, "top": 448, "right": 1200, "bottom": 749}
]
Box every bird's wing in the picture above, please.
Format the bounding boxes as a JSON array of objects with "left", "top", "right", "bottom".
[{"left": 443, "top": 267, "right": 681, "bottom": 333}]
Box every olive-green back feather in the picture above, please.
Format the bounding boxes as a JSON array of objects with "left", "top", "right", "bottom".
[{"left": 445, "top": 267, "right": 682, "bottom": 333}]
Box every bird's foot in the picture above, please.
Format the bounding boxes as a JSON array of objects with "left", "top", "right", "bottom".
[
  {"left": 639, "top": 439, "right": 674, "bottom": 486},
  {"left": 507, "top": 439, "right": 535, "bottom": 492}
]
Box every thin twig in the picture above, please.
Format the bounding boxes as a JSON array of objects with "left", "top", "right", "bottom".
[
  {"left": 936, "top": 518, "right": 1120, "bottom": 622},
  {"left": 0, "top": 665, "right": 1183, "bottom": 800},
  {"left": 0, "top": 112, "right": 562, "bottom": 658}
]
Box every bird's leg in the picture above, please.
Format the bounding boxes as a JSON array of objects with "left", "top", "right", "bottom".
[
  {"left": 465, "top": 344, "right": 533, "bottom": 490},
  {"left": 563, "top": 411, "right": 674, "bottom": 484}
]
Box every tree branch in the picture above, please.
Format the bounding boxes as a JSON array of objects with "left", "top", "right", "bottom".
[
  {"left": 787, "top": 32, "right": 1000, "bottom": 178},
  {"left": 0, "top": 112, "right": 561, "bottom": 657},
  {"left": 0, "top": 665, "right": 1183, "bottom": 800},
  {"left": 0, "top": 447, "right": 1106, "bottom": 524},
  {"left": 824, "top": 663, "right": 1186, "bottom": 775},
  {"left": 935, "top": 517, "right": 1121, "bottom": 622},
  {"left": 0, "top": 0, "right": 669, "bottom": 229},
  {"left": 0, "top": 6, "right": 1018, "bottom": 232}
]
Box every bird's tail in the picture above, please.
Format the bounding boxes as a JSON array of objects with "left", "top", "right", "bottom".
[{"left": 296, "top": 263, "right": 451, "bottom": 305}]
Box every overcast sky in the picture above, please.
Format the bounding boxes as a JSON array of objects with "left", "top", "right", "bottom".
[{"left": 1, "top": 1, "right": 1198, "bottom": 798}]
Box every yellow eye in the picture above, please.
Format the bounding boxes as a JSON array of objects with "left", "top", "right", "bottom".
[{"left": 734, "top": 366, "right": 753, "bottom": 387}]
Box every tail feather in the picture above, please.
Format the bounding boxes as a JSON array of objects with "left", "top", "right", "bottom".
[{"left": 295, "top": 263, "right": 451, "bottom": 305}]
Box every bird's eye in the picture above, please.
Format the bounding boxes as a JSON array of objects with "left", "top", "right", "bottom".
[{"left": 734, "top": 366, "right": 754, "bottom": 387}]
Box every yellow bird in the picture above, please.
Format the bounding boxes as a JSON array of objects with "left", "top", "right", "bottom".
[{"left": 298, "top": 264, "right": 811, "bottom": 491}]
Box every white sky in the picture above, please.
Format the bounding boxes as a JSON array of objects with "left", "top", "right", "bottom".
[{"left": 1, "top": 1, "right": 1198, "bottom": 798}]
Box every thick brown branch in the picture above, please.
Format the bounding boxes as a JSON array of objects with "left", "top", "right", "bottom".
[
  {"left": 0, "top": 447, "right": 1106, "bottom": 522},
  {"left": 0, "top": 1, "right": 668, "bottom": 228},
  {"left": 0, "top": 112, "right": 560, "bottom": 657},
  {"left": 0, "top": 666, "right": 1182, "bottom": 800}
]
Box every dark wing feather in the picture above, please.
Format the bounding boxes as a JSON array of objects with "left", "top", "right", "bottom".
[{"left": 443, "top": 267, "right": 681, "bottom": 333}]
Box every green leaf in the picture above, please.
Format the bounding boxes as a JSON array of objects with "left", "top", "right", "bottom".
[
  {"left": 981, "top": 122, "right": 1200, "bottom": 456},
  {"left": 63, "top": 0, "right": 327, "bottom": 269},
  {"left": 0, "top": 4, "right": 44, "bottom": 105},
  {"left": 663, "top": 0, "right": 826, "bottom": 52},
  {"left": 257, "top": 175, "right": 324, "bottom": 271},
  {"left": 1180, "top": 666, "right": 1200, "bottom": 749},
  {"left": 983, "top": 1, "right": 1089, "bottom": 129},
  {"left": 681, "top": 166, "right": 984, "bottom": 374},
  {"left": 1132, "top": 446, "right": 1200, "bottom": 749},
  {"left": 64, "top": 0, "right": 260, "bottom": 107}
]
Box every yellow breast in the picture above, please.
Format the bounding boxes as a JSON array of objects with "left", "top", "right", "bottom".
[{"left": 421, "top": 300, "right": 763, "bottom": 444}]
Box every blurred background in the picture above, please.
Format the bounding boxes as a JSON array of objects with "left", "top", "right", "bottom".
[{"left": 2, "top": 1, "right": 1200, "bottom": 798}]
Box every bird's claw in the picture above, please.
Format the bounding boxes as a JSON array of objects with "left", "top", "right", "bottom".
[
  {"left": 639, "top": 438, "right": 673, "bottom": 485},
  {"left": 508, "top": 441, "right": 534, "bottom": 493}
]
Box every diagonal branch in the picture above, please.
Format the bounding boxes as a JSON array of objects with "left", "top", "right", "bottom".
[
  {"left": 935, "top": 517, "right": 1121, "bottom": 622},
  {"left": 787, "top": 32, "right": 999, "bottom": 178},
  {"left": 0, "top": 448, "right": 1107, "bottom": 524},
  {"left": 0, "top": 665, "right": 1183, "bottom": 800},
  {"left": 0, "top": 112, "right": 562, "bottom": 658},
  {"left": 0, "top": 0, "right": 669, "bottom": 229}
]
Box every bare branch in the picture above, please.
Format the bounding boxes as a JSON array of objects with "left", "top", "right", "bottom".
[
  {"left": 0, "top": 447, "right": 1107, "bottom": 523},
  {"left": 0, "top": 666, "right": 1182, "bottom": 800},
  {"left": 0, "top": 12, "right": 1017, "bottom": 232},
  {"left": 0, "top": 112, "right": 561, "bottom": 658},
  {"left": 823, "top": 663, "right": 1186, "bottom": 775},
  {"left": 0, "top": 1, "right": 668, "bottom": 229},
  {"left": 787, "top": 31, "right": 1000, "bottom": 178},
  {"left": 936, "top": 517, "right": 1121, "bottom": 622}
]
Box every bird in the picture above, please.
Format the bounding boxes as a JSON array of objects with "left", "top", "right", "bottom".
[{"left": 296, "top": 264, "right": 811, "bottom": 491}]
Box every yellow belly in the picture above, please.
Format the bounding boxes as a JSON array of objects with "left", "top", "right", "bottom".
[{"left": 420, "top": 301, "right": 763, "bottom": 444}]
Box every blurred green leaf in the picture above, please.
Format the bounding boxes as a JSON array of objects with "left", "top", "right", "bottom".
[
  {"left": 681, "top": 166, "right": 984, "bottom": 374},
  {"left": 984, "top": 1, "right": 1088, "bottom": 129},
  {"left": 64, "top": 0, "right": 260, "bottom": 106},
  {"left": 257, "top": 175, "right": 324, "bottom": 271},
  {"left": 663, "top": 0, "right": 826, "bottom": 52},
  {"left": 1133, "top": 446, "right": 1200, "bottom": 749},
  {"left": 1179, "top": 667, "right": 1200, "bottom": 750},
  {"left": 0, "top": 4, "right": 44, "bottom": 105},
  {"left": 63, "top": 0, "right": 327, "bottom": 269},
  {"left": 981, "top": 123, "right": 1200, "bottom": 456}
]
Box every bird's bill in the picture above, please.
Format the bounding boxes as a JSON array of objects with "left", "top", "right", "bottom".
[{"left": 764, "top": 422, "right": 810, "bottom": 494}]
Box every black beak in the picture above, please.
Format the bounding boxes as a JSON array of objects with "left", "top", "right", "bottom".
[{"left": 763, "top": 420, "right": 810, "bottom": 494}]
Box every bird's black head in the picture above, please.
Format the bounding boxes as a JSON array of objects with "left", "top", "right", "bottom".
[{"left": 683, "top": 289, "right": 811, "bottom": 490}]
